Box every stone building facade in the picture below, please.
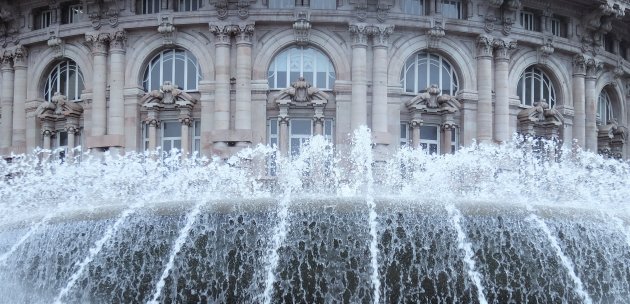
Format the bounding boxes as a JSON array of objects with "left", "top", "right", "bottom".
[{"left": 0, "top": 0, "right": 629, "bottom": 160}]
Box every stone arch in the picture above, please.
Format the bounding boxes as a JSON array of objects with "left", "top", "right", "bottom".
[
  {"left": 509, "top": 49, "right": 571, "bottom": 108},
  {"left": 388, "top": 35, "right": 476, "bottom": 91},
  {"left": 252, "top": 28, "right": 350, "bottom": 83},
  {"left": 596, "top": 73, "right": 626, "bottom": 126},
  {"left": 125, "top": 31, "right": 215, "bottom": 89},
  {"left": 28, "top": 43, "right": 93, "bottom": 101}
]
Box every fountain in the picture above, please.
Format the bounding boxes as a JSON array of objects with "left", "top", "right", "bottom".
[{"left": 1, "top": 127, "right": 630, "bottom": 303}]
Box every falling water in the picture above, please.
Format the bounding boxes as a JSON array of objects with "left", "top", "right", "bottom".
[
  {"left": 446, "top": 204, "right": 488, "bottom": 304},
  {"left": 1, "top": 135, "right": 630, "bottom": 302},
  {"left": 0, "top": 217, "right": 47, "bottom": 265},
  {"left": 147, "top": 201, "right": 204, "bottom": 304},
  {"left": 53, "top": 207, "right": 138, "bottom": 304},
  {"left": 351, "top": 126, "right": 381, "bottom": 304},
  {"left": 526, "top": 213, "right": 593, "bottom": 304}
]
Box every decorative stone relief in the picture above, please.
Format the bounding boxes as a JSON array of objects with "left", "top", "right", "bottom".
[
  {"left": 405, "top": 85, "right": 461, "bottom": 113},
  {"left": 537, "top": 37, "right": 554, "bottom": 65},
  {"left": 1, "top": 48, "right": 12, "bottom": 68},
  {"left": 141, "top": 81, "right": 198, "bottom": 110},
  {"left": 36, "top": 92, "right": 84, "bottom": 124},
  {"left": 237, "top": 0, "right": 256, "bottom": 19},
  {"left": 47, "top": 28, "right": 64, "bottom": 58},
  {"left": 585, "top": 57, "right": 603, "bottom": 78},
  {"left": 517, "top": 99, "right": 563, "bottom": 138},
  {"left": 211, "top": 0, "right": 229, "bottom": 20},
  {"left": 158, "top": 15, "right": 175, "bottom": 45},
  {"left": 376, "top": 0, "right": 393, "bottom": 22},
  {"left": 293, "top": 11, "right": 311, "bottom": 46},
  {"left": 427, "top": 19, "right": 445, "bottom": 50},
  {"left": 350, "top": 0, "right": 368, "bottom": 21},
  {"left": 494, "top": 38, "right": 517, "bottom": 61},
  {"left": 274, "top": 77, "right": 330, "bottom": 106},
  {"left": 12, "top": 44, "right": 26, "bottom": 66},
  {"left": 598, "top": 120, "right": 627, "bottom": 158}
]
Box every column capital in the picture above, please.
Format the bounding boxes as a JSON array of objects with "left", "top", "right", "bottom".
[
  {"left": 85, "top": 32, "right": 111, "bottom": 55},
  {"left": 493, "top": 38, "right": 517, "bottom": 61},
  {"left": 349, "top": 23, "right": 370, "bottom": 47},
  {"left": 585, "top": 57, "right": 603, "bottom": 78},
  {"left": 209, "top": 23, "right": 237, "bottom": 45},
  {"left": 572, "top": 54, "right": 588, "bottom": 76},
  {"left": 370, "top": 24, "right": 394, "bottom": 47},
  {"left": 235, "top": 24, "right": 255, "bottom": 44},
  {"left": 278, "top": 115, "right": 290, "bottom": 124},
  {"left": 10, "top": 45, "right": 28, "bottom": 68},
  {"left": 476, "top": 34, "right": 494, "bottom": 59},
  {"left": 179, "top": 116, "right": 193, "bottom": 127},
  {"left": 1, "top": 49, "right": 13, "bottom": 70},
  {"left": 65, "top": 125, "right": 79, "bottom": 135},
  {"left": 145, "top": 117, "right": 160, "bottom": 128},
  {"left": 109, "top": 30, "right": 127, "bottom": 52}
]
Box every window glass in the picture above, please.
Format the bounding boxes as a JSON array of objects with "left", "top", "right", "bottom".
[
  {"left": 142, "top": 49, "right": 200, "bottom": 91},
  {"left": 402, "top": 52, "right": 458, "bottom": 95},
  {"left": 138, "top": 0, "right": 161, "bottom": 14},
  {"left": 402, "top": 0, "right": 423, "bottom": 15},
  {"left": 598, "top": 90, "right": 613, "bottom": 126},
  {"left": 517, "top": 66, "right": 556, "bottom": 107},
  {"left": 310, "top": 0, "right": 335, "bottom": 9},
  {"left": 44, "top": 60, "right": 85, "bottom": 102},
  {"left": 442, "top": 0, "right": 461, "bottom": 19},
  {"left": 269, "top": 46, "right": 335, "bottom": 90},
  {"left": 268, "top": 0, "right": 295, "bottom": 9}
]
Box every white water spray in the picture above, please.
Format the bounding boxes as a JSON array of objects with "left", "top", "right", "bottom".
[
  {"left": 262, "top": 194, "right": 291, "bottom": 304},
  {"left": 527, "top": 214, "right": 593, "bottom": 304},
  {"left": 147, "top": 201, "right": 204, "bottom": 304},
  {"left": 446, "top": 204, "right": 487, "bottom": 304},
  {"left": 54, "top": 207, "right": 138, "bottom": 304}
]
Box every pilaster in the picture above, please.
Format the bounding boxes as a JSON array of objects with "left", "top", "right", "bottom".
[
  {"left": 85, "top": 32, "right": 111, "bottom": 138},
  {"left": 235, "top": 24, "right": 254, "bottom": 137},
  {"left": 585, "top": 58, "right": 602, "bottom": 152},
  {"left": 109, "top": 30, "right": 127, "bottom": 138},
  {"left": 370, "top": 24, "right": 394, "bottom": 144},
  {"left": 572, "top": 54, "right": 587, "bottom": 147},
  {"left": 209, "top": 24, "right": 236, "bottom": 133}
]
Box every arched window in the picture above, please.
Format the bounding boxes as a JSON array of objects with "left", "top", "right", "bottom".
[
  {"left": 142, "top": 49, "right": 200, "bottom": 92},
  {"left": 268, "top": 46, "right": 335, "bottom": 90},
  {"left": 401, "top": 52, "right": 459, "bottom": 95},
  {"left": 517, "top": 66, "right": 556, "bottom": 107},
  {"left": 44, "top": 59, "right": 84, "bottom": 101},
  {"left": 598, "top": 90, "right": 613, "bottom": 126}
]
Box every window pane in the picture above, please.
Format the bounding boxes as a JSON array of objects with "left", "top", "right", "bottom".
[
  {"left": 402, "top": 0, "right": 423, "bottom": 15},
  {"left": 194, "top": 121, "right": 201, "bottom": 136},
  {"left": 163, "top": 122, "right": 181, "bottom": 137},
  {"left": 420, "top": 126, "right": 438, "bottom": 140},
  {"left": 291, "top": 138, "right": 301, "bottom": 155},
  {"left": 311, "top": 0, "right": 335, "bottom": 9},
  {"left": 187, "top": 59, "right": 197, "bottom": 90},
  {"left": 291, "top": 119, "right": 312, "bottom": 135},
  {"left": 269, "top": 47, "right": 334, "bottom": 89}
]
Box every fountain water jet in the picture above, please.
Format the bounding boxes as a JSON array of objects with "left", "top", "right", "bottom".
[{"left": 0, "top": 133, "right": 629, "bottom": 303}]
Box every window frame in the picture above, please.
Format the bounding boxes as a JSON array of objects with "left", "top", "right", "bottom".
[
  {"left": 137, "top": 0, "right": 161, "bottom": 14},
  {"left": 44, "top": 60, "right": 85, "bottom": 102},
  {"left": 401, "top": 52, "right": 459, "bottom": 96},
  {"left": 517, "top": 66, "right": 557, "bottom": 108},
  {"left": 142, "top": 49, "right": 201, "bottom": 92},
  {"left": 176, "top": 0, "right": 201, "bottom": 12},
  {"left": 597, "top": 90, "right": 614, "bottom": 126},
  {"left": 161, "top": 121, "right": 183, "bottom": 154},
  {"left": 441, "top": 0, "right": 462, "bottom": 19},
  {"left": 268, "top": 46, "right": 336, "bottom": 90}
]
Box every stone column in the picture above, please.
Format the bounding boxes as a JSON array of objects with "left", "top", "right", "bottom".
[
  {"left": 85, "top": 32, "right": 110, "bottom": 137},
  {"left": 572, "top": 55, "right": 586, "bottom": 147},
  {"left": 146, "top": 115, "right": 159, "bottom": 151},
  {"left": 410, "top": 120, "right": 421, "bottom": 149},
  {"left": 476, "top": 35, "right": 494, "bottom": 143},
  {"left": 1, "top": 52, "right": 14, "bottom": 152},
  {"left": 441, "top": 123, "right": 453, "bottom": 154},
  {"left": 179, "top": 116, "right": 192, "bottom": 158},
  {"left": 493, "top": 39, "right": 515, "bottom": 143},
  {"left": 11, "top": 46, "right": 27, "bottom": 154},
  {"left": 585, "top": 59, "right": 600, "bottom": 152},
  {"left": 42, "top": 127, "right": 53, "bottom": 150},
  {"left": 108, "top": 30, "right": 126, "bottom": 137},
  {"left": 349, "top": 24, "right": 369, "bottom": 130},
  {"left": 210, "top": 24, "right": 234, "bottom": 132},
  {"left": 278, "top": 116, "right": 289, "bottom": 155},
  {"left": 371, "top": 25, "right": 394, "bottom": 141},
  {"left": 235, "top": 24, "right": 254, "bottom": 133},
  {"left": 65, "top": 125, "right": 78, "bottom": 159}
]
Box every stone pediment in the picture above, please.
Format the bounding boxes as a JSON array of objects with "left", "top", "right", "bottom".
[
  {"left": 405, "top": 85, "right": 461, "bottom": 114},
  {"left": 273, "top": 77, "right": 329, "bottom": 107},
  {"left": 36, "top": 93, "right": 83, "bottom": 121},
  {"left": 598, "top": 120, "right": 627, "bottom": 141},
  {"left": 517, "top": 99, "right": 563, "bottom": 126},
  {"left": 141, "top": 81, "right": 198, "bottom": 109}
]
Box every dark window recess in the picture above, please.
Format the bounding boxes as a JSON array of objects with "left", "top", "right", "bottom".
[
  {"left": 603, "top": 34, "right": 615, "bottom": 53},
  {"left": 33, "top": 6, "right": 53, "bottom": 30},
  {"left": 61, "top": 2, "right": 83, "bottom": 24}
]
